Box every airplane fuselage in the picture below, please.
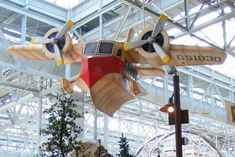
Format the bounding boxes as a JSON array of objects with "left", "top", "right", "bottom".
[{"left": 79, "top": 55, "right": 124, "bottom": 88}]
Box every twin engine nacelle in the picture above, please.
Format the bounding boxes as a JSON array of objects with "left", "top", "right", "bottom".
[
  {"left": 137, "top": 28, "right": 170, "bottom": 58},
  {"left": 42, "top": 28, "right": 72, "bottom": 59}
]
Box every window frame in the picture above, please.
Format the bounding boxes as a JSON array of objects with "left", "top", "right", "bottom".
[
  {"left": 83, "top": 42, "right": 98, "bottom": 56},
  {"left": 97, "top": 41, "right": 114, "bottom": 55}
]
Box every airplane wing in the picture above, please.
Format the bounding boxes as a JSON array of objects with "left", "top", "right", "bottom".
[
  {"left": 124, "top": 49, "right": 163, "bottom": 65},
  {"left": 7, "top": 43, "right": 83, "bottom": 64},
  {"left": 7, "top": 44, "right": 52, "bottom": 60},
  {"left": 166, "top": 45, "right": 226, "bottom": 66},
  {"left": 125, "top": 45, "right": 226, "bottom": 67}
]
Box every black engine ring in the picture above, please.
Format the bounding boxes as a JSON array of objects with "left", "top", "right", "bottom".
[
  {"left": 141, "top": 31, "right": 164, "bottom": 53},
  {"left": 45, "top": 32, "right": 66, "bottom": 53}
]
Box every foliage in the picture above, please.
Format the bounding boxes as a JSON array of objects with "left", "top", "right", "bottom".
[
  {"left": 118, "top": 133, "right": 132, "bottom": 157},
  {"left": 40, "top": 93, "right": 83, "bottom": 157}
]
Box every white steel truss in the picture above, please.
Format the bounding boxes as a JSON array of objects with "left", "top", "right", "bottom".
[{"left": 0, "top": 0, "right": 234, "bottom": 157}]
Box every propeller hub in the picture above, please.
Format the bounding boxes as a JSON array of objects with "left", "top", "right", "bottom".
[
  {"left": 53, "top": 38, "right": 59, "bottom": 44},
  {"left": 141, "top": 31, "right": 164, "bottom": 53},
  {"left": 45, "top": 31, "right": 65, "bottom": 53},
  {"left": 148, "top": 36, "right": 155, "bottom": 42}
]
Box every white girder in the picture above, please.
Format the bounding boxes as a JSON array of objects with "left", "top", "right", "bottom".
[
  {"left": 0, "top": 0, "right": 235, "bottom": 156},
  {"left": 0, "top": 0, "right": 65, "bottom": 26}
]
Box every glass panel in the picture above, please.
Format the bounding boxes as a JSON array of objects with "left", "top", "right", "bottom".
[
  {"left": 43, "top": 0, "right": 83, "bottom": 9},
  {"left": 99, "top": 42, "right": 113, "bottom": 54},
  {"left": 84, "top": 43, "right": 97, "bottom": 55}
]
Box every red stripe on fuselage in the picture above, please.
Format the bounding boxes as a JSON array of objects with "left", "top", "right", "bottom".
[{"left": 79, "top": 55, "right": 124, "bottom": 88}]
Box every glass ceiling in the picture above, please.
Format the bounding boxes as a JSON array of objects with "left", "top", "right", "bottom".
[{"left": 44, "top": 0, "right": 85, "bottom": 9}]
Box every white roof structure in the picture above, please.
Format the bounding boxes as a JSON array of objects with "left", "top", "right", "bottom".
[{"left": 0, "top": 0, "right": 235, "bottom": 156}]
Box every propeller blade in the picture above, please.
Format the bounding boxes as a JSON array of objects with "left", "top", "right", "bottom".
[
  {"left": 54, "top": 44, "right": 64, "bottom": 66},
  {"left": 31, "top": 37, "right": 53, "bottom": 44},
  {"left": 124, "top": 40, "right": 149, "bottom": 51},
  {"left": 151, "top": 14, "right": 168, "bottom": 38},
  {"left": 56, "top": 20, "right": 74, "bottom": 39},
  {"left": 152, "top": 42, "right": 170, "bottom": 64}
]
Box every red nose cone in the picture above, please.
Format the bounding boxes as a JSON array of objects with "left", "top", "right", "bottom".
[{"left": 79, "top": 56, "right": 124, "bottom": 88}]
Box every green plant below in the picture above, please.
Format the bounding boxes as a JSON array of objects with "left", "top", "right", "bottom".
[
  {"left": 40, "top": 93, "right": 83, "bottom": 157},
  {"left": 118, "top": 133, "right": 132, "bottom": 157}
]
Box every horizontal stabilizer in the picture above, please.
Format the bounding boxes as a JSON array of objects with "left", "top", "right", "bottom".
[{"left": 136, "top": 66, "right": 165, "bottom": 76}]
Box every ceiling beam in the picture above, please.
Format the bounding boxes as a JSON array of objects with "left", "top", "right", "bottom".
[
  {"left": 0, "top": 93, "right": 34, "bottom": 112},
  {"left": 0, "top": 0, "right": 64, "bottom": 27},
  {"left": 174, "top": 12, "right": 235, "bottom": 39},
  {"left": 0, "top": 83, "right": 39, "bottom": 94},
  {"left": 73, "top": 1, "right": 121, "bottom": 30},
  {"left": 3, "top": 13, "right": 22, "bottom": 25},
  {"left": 118, "top": 0, "right": 186, "bottom": 31}
]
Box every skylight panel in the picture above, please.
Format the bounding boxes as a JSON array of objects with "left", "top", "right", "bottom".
[{"left": 44, "top": 0, "right": 83, "bottom": 9}]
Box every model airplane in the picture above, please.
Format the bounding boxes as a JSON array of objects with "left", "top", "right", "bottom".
[{"left": 7, "top": 14, "right": 226, "bottom": 116}]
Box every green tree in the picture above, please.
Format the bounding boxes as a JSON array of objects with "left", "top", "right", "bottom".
[
  {"left": 118, "top": 133, "right": 132, "bottom": 157},
  {"left": 40, "top": 93, "right": 83, "bottom": 157}
]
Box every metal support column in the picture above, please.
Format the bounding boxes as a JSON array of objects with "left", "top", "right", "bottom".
[
  {"left": 103, "top": 115, "right": 109, "bottom": 148},
  {"left": 94, "top": 108, "right": 98, "bottom": 140},
  {"left": 21, "top": 16, "right": 27, "bottom": 44},
  {"left": 184, "top": 0, "right": 189, "bottom": 30},
  {"left": 222, "top": 10, "right": 227, "bottom": 50},
  {"left": 36, "top": 77, "right": 43, "bottom": 157},
  {"left": 163, "top": 74, "right": 169, "bottom": 105},
  {"left": 173, "top": 72, "right": 183, "bottom": 157},
  {"left": 99, "top": 0, "right": 103, "bottom": 39},
  {"left": 187, "top": 75, "right": 193, "bottom": 109},
  {"left": 21, "top": 0, "right": 28, "bottom": 44},
  {"left": 114, "top": 7, "right": 132, "bottom": 40}
]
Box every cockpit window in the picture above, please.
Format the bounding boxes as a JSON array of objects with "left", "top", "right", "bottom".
[
  {"left": 99, "top": 42, "right": 113, "bottom": 54},
  {"left": 84, "top": 43, "right": 97, "bottom": 55}
]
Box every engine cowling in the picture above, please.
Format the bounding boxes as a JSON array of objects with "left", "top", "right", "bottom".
[
  {"left": 42, "top": 27, "right": 72, "bottom": 59},
  {"left": 137, "top": 28, "right": 170, "bottom": 58}
]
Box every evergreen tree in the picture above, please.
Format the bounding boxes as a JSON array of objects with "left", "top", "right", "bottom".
[
  {"left": 40, "top": 93, "right": 83, "bottom": 157},
  {"left": 118, "top": 133, "right": 132, "bottom": 157}
]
